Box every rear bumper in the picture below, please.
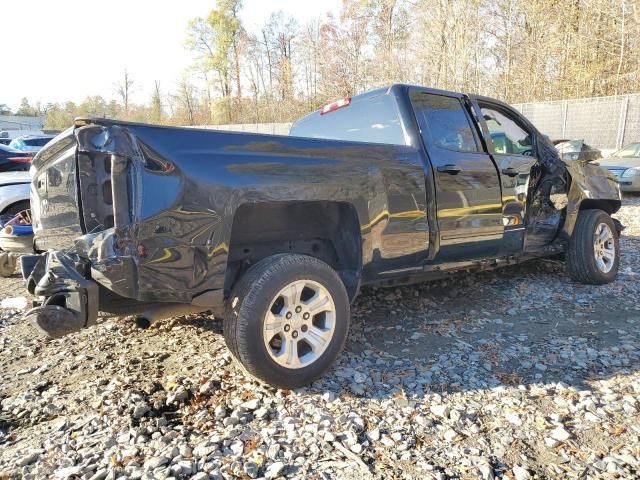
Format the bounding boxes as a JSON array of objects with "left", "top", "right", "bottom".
[{"left": 22, "top": 251, "right": 99, "bottom": 337}]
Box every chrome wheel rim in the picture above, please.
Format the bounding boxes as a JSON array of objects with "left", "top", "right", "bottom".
[
  {"left": 263, "top": 279, "right": 336, "bottom": 369},
  {"left": 593, "top": 223, "right": 615, "bottom": 273}
]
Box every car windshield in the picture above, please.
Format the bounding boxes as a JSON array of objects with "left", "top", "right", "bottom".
[
  {"left": 8, "top": 139, "right": 24, "bottom": 149},
  {"left": 613, "top": 143, "right": 640, "bottom": 158},
  {"left": 555, "top": 140, "right": 584, "bottom": 153}
]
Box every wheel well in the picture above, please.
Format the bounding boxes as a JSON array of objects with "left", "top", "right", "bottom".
[
  {"left": 1, "top": 199, "right": 30, "bottom": 216},
  {"left": 578, "top": 199, "right": 621, "bottom": 215},
  {"left": 225, "top": 201, "right": 362, "bottom": 300}
]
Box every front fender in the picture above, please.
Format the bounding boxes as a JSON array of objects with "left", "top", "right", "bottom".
[{"left": 562, "top": 161, "right": 622, "bottom": 238}]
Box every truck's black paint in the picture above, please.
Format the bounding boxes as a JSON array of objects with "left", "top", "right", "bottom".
[{"left": 23, "top": 84, "right": 621, "bottom": 333}]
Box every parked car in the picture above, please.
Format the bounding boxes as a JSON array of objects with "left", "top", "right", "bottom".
[
  {"left": 0, "top": 171, "right": 30, "bottom": 216},
  {"left": 9, "top": 134, "right": 55, "bottom": 153},
  {"left": 554, "top": 139, "right": 602, "bottom": 162},
  {"left": 0, "top": 210, "right": 34, "bottom": 277},
  {"left": 0, "top": 144, "right": 32, "bottom": 172},
  {"left": 596, "top": 142, "right": 640, "bottom": 193},
  {"left": 22, "top": 84, "right": 622, "bottom": 388}
]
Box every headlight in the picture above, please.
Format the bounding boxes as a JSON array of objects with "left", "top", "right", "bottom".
[{"left": 621, "top": 167, "right": 640, "bottom": 178}]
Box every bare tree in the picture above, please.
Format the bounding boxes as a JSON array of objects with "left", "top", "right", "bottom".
[
  {"left": 38, "top": 0, "right": 640, "bottom": 127},
  {"left": 115, "top": 69, "right": 135, "bottom": 115}
]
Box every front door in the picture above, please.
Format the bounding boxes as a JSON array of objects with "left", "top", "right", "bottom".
[
  {"left": 409, "top": 89, "right": 503, "bottom": 261},
  {"left": 471, "top": 99, "right": 539, "bottom": 253}
]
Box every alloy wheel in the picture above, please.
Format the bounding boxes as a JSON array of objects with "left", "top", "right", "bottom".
[
  {"left": 262, "top": 279, "right": 336, "bottom": 369},
  {"left": 593, "top": 222, "right": 615, "bottom": 273}
]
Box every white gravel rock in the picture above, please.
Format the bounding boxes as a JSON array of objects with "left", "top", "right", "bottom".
[
  {"left": 549, "top": 426, "right": 571, "bottom": 442},
  {"left": 430, "top": 404, "right": 449, "bottom": 418},
  {"left": 512, "top": 466, "right": 532, "bottom": 480}
]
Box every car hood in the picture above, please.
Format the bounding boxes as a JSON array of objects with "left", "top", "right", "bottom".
[
  {"left": 597, "top": 156, "right": 640, "bottom": 169},
  {"left": 0, "top": 171, "right": 31, "bottom": 186}
]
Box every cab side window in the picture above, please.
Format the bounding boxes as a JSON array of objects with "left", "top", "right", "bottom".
[
  {"left": 411, "top": 92, "right": 479, "bottom": 153},
  {"left": 480, "top": 106, "right": 533, "bottom": 156}
]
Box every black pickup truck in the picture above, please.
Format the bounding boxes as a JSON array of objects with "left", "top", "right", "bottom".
[{"left": 22, "top": 84, "right": 621, "bottom": 388}]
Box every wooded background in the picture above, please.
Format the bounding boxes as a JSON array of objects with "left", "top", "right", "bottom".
[{"left": 7, "top": 0, "right": 639, "bottom": 130}]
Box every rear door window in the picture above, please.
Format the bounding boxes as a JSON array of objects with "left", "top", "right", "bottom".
[{"left": 410, "top": 92, "right": 479, "bottom": 153}]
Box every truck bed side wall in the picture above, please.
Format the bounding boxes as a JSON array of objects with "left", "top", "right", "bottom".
[{"left": 62, "top": 124, "right": 429, "bottom": 305}]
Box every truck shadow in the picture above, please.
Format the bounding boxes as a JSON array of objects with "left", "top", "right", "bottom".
[
  {"left": 177, "top": 227, "right": 639, "bottom": 398},
  {"left": 328, "top": 235, "right": 639, "bottom": 397},
  {"left": 180, "top": 243, "right": 639, "bottom": 398}
]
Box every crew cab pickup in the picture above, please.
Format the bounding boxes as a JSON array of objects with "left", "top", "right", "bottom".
[{"left": 22, "top": 84, "right": 622, "bottom": 388}]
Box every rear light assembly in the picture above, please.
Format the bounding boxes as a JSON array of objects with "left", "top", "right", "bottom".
[
  {"left": 7, "top": 156, "right": 32, "bottom": 163},
  {"left": 320, "top": 97, "right": 351, "bottom": 115}
]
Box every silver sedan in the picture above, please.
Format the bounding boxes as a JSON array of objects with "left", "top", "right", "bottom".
[{"left": 597, "top": 142, "right": 640, "bottom": 193}]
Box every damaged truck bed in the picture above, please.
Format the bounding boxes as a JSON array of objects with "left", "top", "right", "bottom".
[{"left": 22, "top": 84, "right": 622, "bottom": 387}]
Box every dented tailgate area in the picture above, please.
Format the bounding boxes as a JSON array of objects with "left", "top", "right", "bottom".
[{"left": 23, "top": 121, "right": 229, "bottom": 337}]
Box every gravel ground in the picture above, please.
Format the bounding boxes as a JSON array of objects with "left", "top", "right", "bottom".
[{"left": 1, "top": 198, "right": 639, "bottom": 480}]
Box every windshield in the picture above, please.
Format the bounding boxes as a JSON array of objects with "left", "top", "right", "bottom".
[
  {"left": 613, "top": 143, "right": 640, "bottom": 158},
  {"left": 8, "top": 139, "right": 24, "bottom": 149},
  {"left": 555, "top": 140, "right": 584, "bottom": 153}
]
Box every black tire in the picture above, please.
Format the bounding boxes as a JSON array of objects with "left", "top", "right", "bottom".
[
  {"left": 3, "top": 201, "right": 30, "bottom": 217},
  {"left": 224, "top": 254, "right": 350, "bottom": 388},
  {"left": 566, "top": 209, "right": 619, "bottom": 284}
]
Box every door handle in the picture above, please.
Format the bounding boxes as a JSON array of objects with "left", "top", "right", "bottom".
[
  {"left": 437, "top": 164, "right": 462, "bottom": 175},
  {"left": 501, "top": 167, "right": 519, "bottom": 177}
]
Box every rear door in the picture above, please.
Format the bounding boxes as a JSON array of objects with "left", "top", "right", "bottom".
[
  {"left": 470, "top": 98, "right": 539, "bottom": 253},
  {"left": 409, "top": 88, "right": 503, "bottom": 261}
]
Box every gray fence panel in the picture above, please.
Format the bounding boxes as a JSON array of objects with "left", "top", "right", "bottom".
[
  {"left": 519, "top": 102, "right": 565, "bottom": 140},
  {"left": 623, "top": 96, "right": 640, "bottom": 147},
  {"left": 565, "top": 97, "right": 624, "bottom": 149},
  {"left": 195, "top": 123, "right": 292, "bottom": 135},
  {"left": 515, "top": 94, "right": 640, "bottom": 151},
  {"left": 193, "top": 96, "right": 640, "bottom": 152}
]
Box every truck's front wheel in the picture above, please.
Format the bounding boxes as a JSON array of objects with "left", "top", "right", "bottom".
[
  {"left": 223, "top": 254, "right": 350, "bottom": 388},
  {"left": 566, "top": 209, "right": 619, "bottom": 284}
]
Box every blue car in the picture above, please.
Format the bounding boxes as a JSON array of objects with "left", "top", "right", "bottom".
[{"left": 0, "top": 144, "right": 32, "bottom": 172}]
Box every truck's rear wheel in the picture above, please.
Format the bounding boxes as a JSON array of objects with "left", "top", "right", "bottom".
[
  {"left": 224, "top": 254, "right": 350, "bottom": 388},
  {"left": 566, "top": 209, "right": 619, "bottom": 284}
]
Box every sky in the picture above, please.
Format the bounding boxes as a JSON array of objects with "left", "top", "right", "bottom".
[{"left": 1, "top": 0, "right": 340, "bottom": 111}]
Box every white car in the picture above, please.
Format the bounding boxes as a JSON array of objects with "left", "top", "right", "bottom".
[{"left": 0, "top": 171, "right": 30, "bottom": 216}]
